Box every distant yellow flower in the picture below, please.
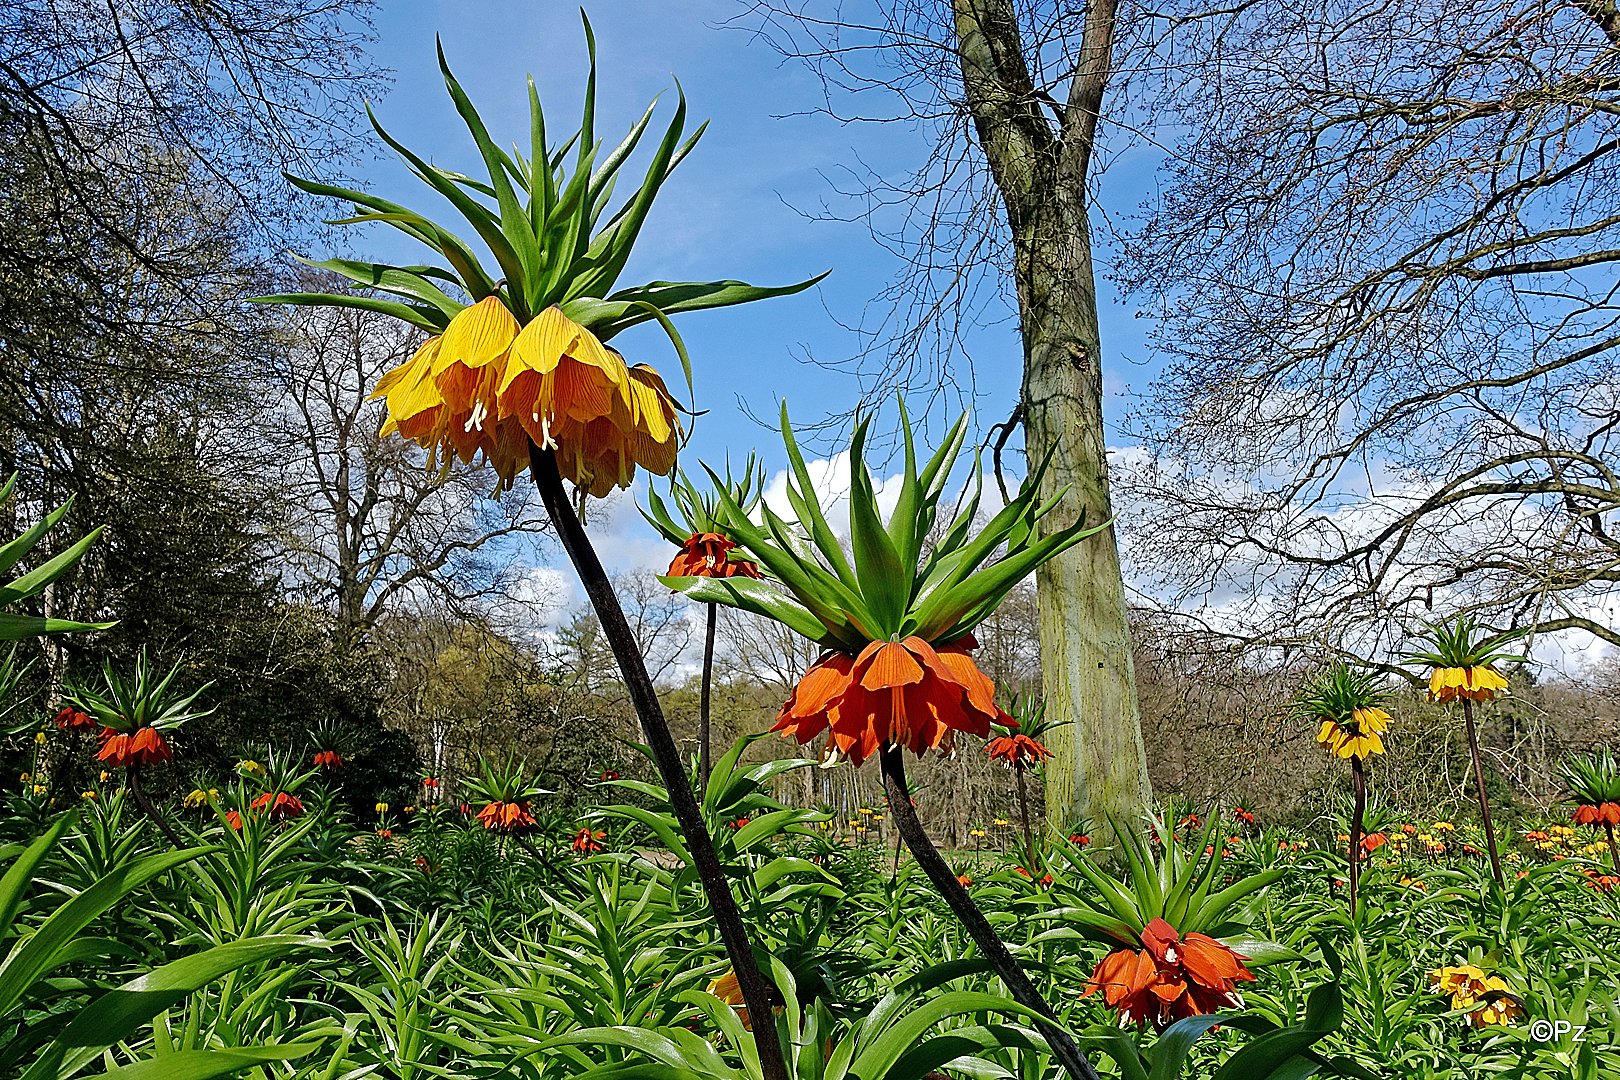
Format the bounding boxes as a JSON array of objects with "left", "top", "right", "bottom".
[
  {"left": 34, "top": 731, "right": 47, "bottom": 745},
  {"left": 993, "top": 817, "right": 1010, "bottom": 827},
  {"left": 969, "top": 828, "right": 987, "bottom": 838},
  {"left": 183, "top": 788, "right": 212, "bottom": 809},
  {"left": 80, "top": 790, "right": 96, "bottom": 800},
  {"left": 1433, "top": 821, "right": 1455, "bottom": 832},
  {"left": 238, "top": 759, "right": 265, "bottom": 776},
  {"left": 375, "top": 801, "right": 390, "bottom": 814},
  {"left": 98, "top": 770, "right": 110, "bottom": 782},
  {"left": 31, "top": 784, "right": 45, "bottom": 795},
  {"left": 19, "top": 772, "right": 29, "bottom": 783},
  {"left": 857, "top": 807, "right": 873, "bottom": 816}
]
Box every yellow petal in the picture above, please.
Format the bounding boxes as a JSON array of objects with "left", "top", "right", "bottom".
[{"left": 438, "top": 297, "right": 519, "bottom": 371}]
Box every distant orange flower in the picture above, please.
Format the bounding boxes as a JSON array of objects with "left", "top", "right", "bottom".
[
  {"left": 54, "top": 707, "right": 96, "bottom": 732},
  {"left": 475, "top": 800, "right": 536, "bottom": 833},
  {"left": 1070, "top": 833, "right": 1091, "bottom": 847},
  {"left": 666, "top": 532, "right": 760, "bottom": 579},
  {"left": 1574, "top": 802, "right": 1620, "bottom": 826},
  {"left": 96, "top": 727, "right": 172, "bottom": 768},
  {"left": 1083, "top": 917, "right": 1255, "bottom": 1030},
  {"left": 772, "top": 634, "right": 1003, "bottom": 766},
  {"left": 250, "top": 791, "right": 306, "bottom": 822},
  {"left": 1013, "top": 866, "right": 1053, "bottom": 886},
  {"left": 312, "top": 749, "right": 343, "bottom": 769},
  {"left": 985, "top": 733, "right": 1053, "bottom": 770},
  {"left": 572, "top": 827, "right": 607, "bottom": 854},
  {"left": 956, "top": 873, "right": 973, "bottom": 887},
  {"left": 1361, "top": 832, "right": 1388, "bottom": 853}
]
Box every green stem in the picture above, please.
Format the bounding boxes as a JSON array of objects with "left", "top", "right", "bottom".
[{"left": 1349, "top": 755, "right": 1365, "bottom": 919}]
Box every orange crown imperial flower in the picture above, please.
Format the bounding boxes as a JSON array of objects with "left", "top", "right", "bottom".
[
  {"left": 1084, "top": 917, "right": 1256, "bottom": 1030},
  {"left": 985, "top": 732, "right": 1053, "bottom": 770},
  {"left": 666, "top": 532, "right": 760, "bottom": 579},
  {"left": 250, "top": 791, "right": 307, "bottom": 822},
  {"left": 670, "top": 405, "right": 1105, "bottom": 768},
  {"left": 312, "top": 749, "right": 344, "bottom": 769},
  {"left": 96, "top": 727, "right": 173, "bottom": 768},
  {"left": 773, "top": 635, "right": 1002, "bottom": 766},
  {"left": 571, "top": 827, "right": 607, "bottom": 854},
  {"left": 54, "top": 706, "right": 97, "bottom": 731},
  {"left": 1574, "top": 802, "right": 1620, "bottom": 826},
  {"left": 476, "top": 800, "right": 537, "bottom": 833},
  {"left": 68, "top": 652, "right": 210, "bottom": 771}
]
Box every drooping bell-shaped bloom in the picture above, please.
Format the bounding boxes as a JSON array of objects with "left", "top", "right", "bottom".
[
  {"left": 571, "top": 827, "right": 607, "bottom": 854},
  {"left": 371, "top": 299, "right": 679, "bottom": 493},
  {"left": 1315, "top": 705, "right": 1390, "bottom": 759},
  {"left": 475, "top": 800, "right": 537, "bottom": 833},
  {"left": 985, "top": 732, "right": 1053, "bottom": 771},
  {"left": 772, "top": 635, "right": 1003, "bottom": 767},
  {"left": 250, "top": 791, "right": 306, "bottom": 822},
  {"left": 1428, "top": 665, "right": 1509, "bottom": 703},
  {"left": 666, "top": 532, "right": 761, "bottom": 579},
  {"left": 312, "top": 749, "right": 344, "bottom": 769},
  {"left": 96, "top": 726, "right": 173, "bottom": 768},
  {"left": 1574, "top": 802, "right": 1620, "bottom": 826},
  {"left": 1084, "top": 917, "right": 1255, "bottom": 1030}
]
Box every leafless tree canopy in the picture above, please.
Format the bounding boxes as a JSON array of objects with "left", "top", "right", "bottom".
[
  {"left": 266, "top": 301, "right": 552, "bottom": 652},
  {"left": 1114, "top": 0, "right": 1620, "bottom": 653}
]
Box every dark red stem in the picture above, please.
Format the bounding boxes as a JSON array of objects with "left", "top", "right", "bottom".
[{"left": 531, "top": 446, "right": 787, "bottom": 1080}]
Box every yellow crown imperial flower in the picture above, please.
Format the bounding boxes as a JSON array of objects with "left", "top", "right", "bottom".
[
  {"left": 257, "top": 22, "right": 818, "bottom": 501},
  {"left": 1296, "top": 665, "right": 1391, "bottom": 761}
]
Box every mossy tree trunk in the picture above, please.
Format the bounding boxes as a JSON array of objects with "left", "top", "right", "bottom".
[{"left": 951, "top": 0, "right": 1151, "bottom": 834}]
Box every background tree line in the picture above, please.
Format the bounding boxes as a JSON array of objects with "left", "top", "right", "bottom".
[{"left": 2, "top": 0, "right": 1616, "bottom": 835}]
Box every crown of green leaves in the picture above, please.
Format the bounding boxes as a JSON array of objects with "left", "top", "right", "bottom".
[
  {"left": 665, "top": 403, "right": 1108, "bottom": 651},
  {"left": 1563, "top": 750, "right": 1620, "bottom": 806},
  {"left": 1291, "top": 663, "right": 1386, "bottom": 727},
  {"left": 1404, "top": 615, "right": 1527, "bottom": 671},
  {"left": 254, "top": 16, "right": 822, "bottom": 389},
  {"left": 461, "top": 754, "right": 550, "bottom": 806},
  {"left": 644, "top": 454, "right": 766, "bottom": 545},
  {"left": 65, "top": 651, "right": 211, "bottom": 735}
]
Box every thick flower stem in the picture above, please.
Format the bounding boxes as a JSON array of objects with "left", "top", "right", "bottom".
[
  {"left": 1015, "top": 767, "right": 1038, "bottom": 873},
  {"left": 1460, "top": 698, "right": 1505, "bottom": 887},
  {"left": 530, "top": 446, "right": 788, "bottom": 1080},
  {"left": 1605, "top": 821, "right": 1620, "bottom": 875},
  {"left": 127, "top": 766, "right": 184, "bottom": 849},
  {"left": 699, "top": 601, "right": 717, "bottom": 788},
  {"left": 1349, "top": 756, "right": 1366, "bottom": 919},
  {"left": 879, "top": 745, "right": 1099, "bottom": 1080}
]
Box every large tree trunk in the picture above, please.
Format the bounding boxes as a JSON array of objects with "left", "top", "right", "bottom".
[{"left": 952, "top": 0, "right": 1151, "bottom": 832}]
